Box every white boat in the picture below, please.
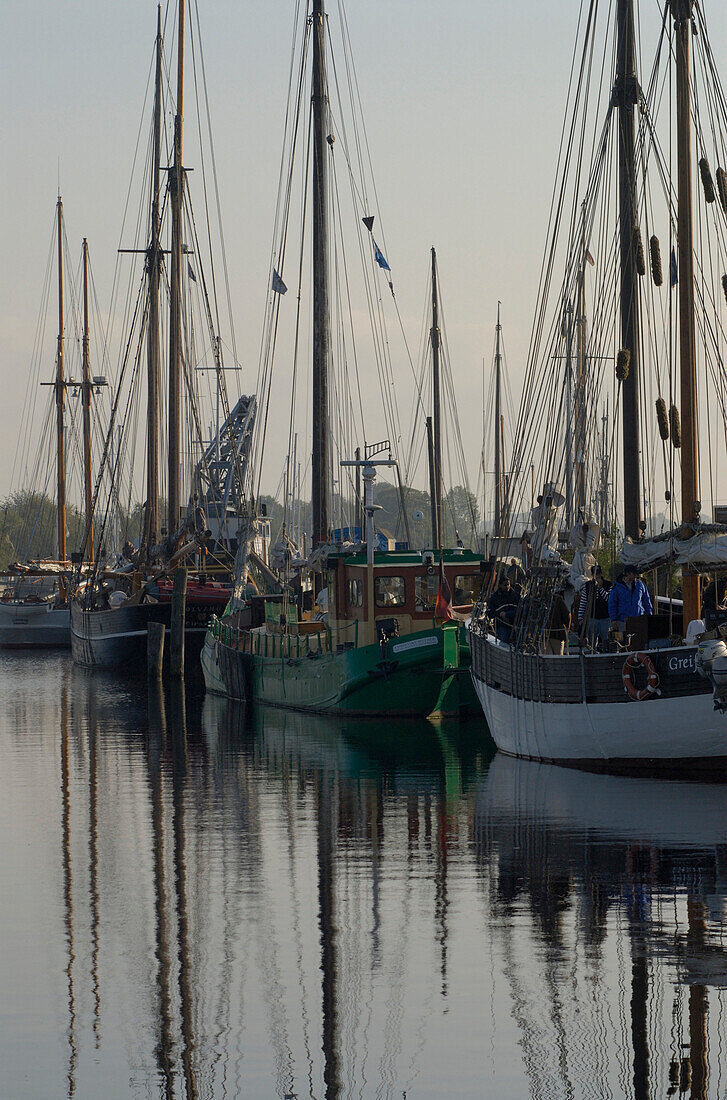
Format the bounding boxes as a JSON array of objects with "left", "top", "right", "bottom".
[
  {"left": 468, "top": 0, "right": 727, "bottom": 766},
  {"left": 470, "top": 634, "right": 726, "bottom": 765},
  {"left": 0, "top": 587, "right": 69, "bottom": 649}
]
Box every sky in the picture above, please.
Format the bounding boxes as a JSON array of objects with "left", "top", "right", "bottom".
[{"left": 3, "top": 1, "right": 727, "bottom": 521}]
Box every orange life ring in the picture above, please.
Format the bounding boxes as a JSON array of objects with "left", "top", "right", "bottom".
[{"left": 622, "top": 652, "right": 660, "bottom": 701}]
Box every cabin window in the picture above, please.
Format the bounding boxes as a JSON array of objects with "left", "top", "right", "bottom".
[
  {"left": 374, "top": 575, "right": 406, "bottom": 607},
  {"left": 415, "top": 574, "right": 438, "bottom": 612},
  {"left": 454, "top": 575, "right": 482, "bottom": 605},
  {"left": 347, "top": 577, "right": 363, "bottom": 607}
]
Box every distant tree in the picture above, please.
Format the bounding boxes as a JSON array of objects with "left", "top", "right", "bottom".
[
  {"left": 0, "top": 490, "right": 84, "bottom": 568},
  {"left": 442, "top": 486, "right": 480, "bottom": 548}
]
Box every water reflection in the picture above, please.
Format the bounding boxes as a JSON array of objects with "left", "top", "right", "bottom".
[
  {"left": 476, "top": 755, "right": 727, "bottom": 1099},
  {"left": 8, "top": 653, "right": 727, "bottom": 1096}
]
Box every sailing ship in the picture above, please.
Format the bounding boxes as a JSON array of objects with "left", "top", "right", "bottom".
[
  {"left": 208, "top": 0, "right": 484, "bottom": 717},
  {"left": 469, "top": 0, "right": 727, "bottom": 765},
  {"left": 71, "top": 2, "right": 244, "bottom": 671},
  {"left": 0, "top": 202, "right": 104, "bottom": 648}
]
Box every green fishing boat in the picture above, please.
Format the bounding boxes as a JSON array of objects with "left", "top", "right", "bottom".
[
  {"left": 202, "top": 0, "right": 486, "bottom": 720},
  {"left": 209, "top": 544, "right": 483, "bottom": 717}
]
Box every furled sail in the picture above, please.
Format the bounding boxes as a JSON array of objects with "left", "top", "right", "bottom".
[{"left": 620, "top": 527, "right": 727, "bottom": 571}]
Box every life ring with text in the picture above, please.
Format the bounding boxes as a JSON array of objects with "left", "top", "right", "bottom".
[{"left": 622, "top": 652, "right": 660, "bottom": 701}]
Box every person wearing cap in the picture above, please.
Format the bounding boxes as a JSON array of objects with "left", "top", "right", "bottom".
[{"left": 608, "top": 565, "right": 652, "bottom": 635}]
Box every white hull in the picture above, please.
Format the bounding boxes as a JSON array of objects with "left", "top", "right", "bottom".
[
  {"left": 0, "top": 602, "right": 70, "bottom": 648},
  {"left": 470, "top": 632, "right": 727, "bottom": 764}
]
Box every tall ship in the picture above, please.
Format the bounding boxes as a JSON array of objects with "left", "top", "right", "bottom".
[
  {"left": 1, "top": 201, "right": 105, "bottom": 648},
  {"left": 70, "top": 2, "right": 246, "bottom": 671},
  {"left": 208, "top": 1, "right": 484, "bottom": 717},
  {"left": 469, "top": 0, "right": 727, "bottom": 765}
]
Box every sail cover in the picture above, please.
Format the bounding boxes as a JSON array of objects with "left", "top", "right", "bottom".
[{"left": 620, "top": 526, "right": 727, "bottom": 571}]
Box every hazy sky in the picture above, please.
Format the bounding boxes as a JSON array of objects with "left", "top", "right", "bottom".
[{"left": 3, "top": 1, "right": 727, "bottom": 515}]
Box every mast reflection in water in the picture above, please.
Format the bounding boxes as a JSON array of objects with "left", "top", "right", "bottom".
[{"left": 6, "top": 654, "right": 727, "bottom": 1096}]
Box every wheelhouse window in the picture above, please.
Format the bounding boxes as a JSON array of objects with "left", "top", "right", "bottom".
[
  {"left": 347, "top": 577, "right": 363, "bottom": 607},
  {"left": 415, "top": 574, "right": 438, "bottom": 612},
  {"left": 374, "top": 575, "right": 406, "bottom": 607},
  {"left": 454, "top": 575, "right": 482, "bottom": 605}
]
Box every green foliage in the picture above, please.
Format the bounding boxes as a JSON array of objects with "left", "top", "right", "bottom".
[
  {"left": 256, "top": 479, "right": 480, "bottom": 552},
  {"left": 0, "top": 490, "right": 87, "bottom": 569},
  {"left": 442, "top": 485, "right": 480, "bottom": 548},
  {"left": 595, "top": 522, "right": 621, "bottom": 580},
  {"left": 0, "top": 489, "right": 153, "bottom": 569}
]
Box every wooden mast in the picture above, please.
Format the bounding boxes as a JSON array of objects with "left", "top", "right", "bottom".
[
  {"left": 494, "top": 302, "right": 502, "bottom": 539},
  {"left": 616, "top": 0, "right": 643, "bottom": 541},
  {"left": 145, "top": 5, "right": 163, "bottom": 554},
  {"left": 81, "top": 239, "right": 94, "bottom": 564},
  {"left": 430, "top": 247, "right": 443, "bottom": 547},
  {"left": 672, "top": 0, "right": 701, "bottom": 625},
  {"left": 564, "top": 300, "right": 574, "bottom": 530},
  {"left": 426, "top": 415, "right": 439, "bottom": 548},
  {"left": 311, "top": 0, "right": 330, "bottom": 549},
  {"left": 575, "top": 204, "right": 588, "bottom": 520},
  {"left": 168, "top": 0, "right": 185, "bottom": 536},
  {"left": 55, "top": 196, "right": 67, "bottom": 563}
]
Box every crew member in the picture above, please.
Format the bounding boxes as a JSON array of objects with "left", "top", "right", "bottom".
[
  {"left": 545, "top": 589, "right": 571, "bottom": 655},
  {"left": 487, "top": 575, "right": 519, "bottom": 644},
  {"left": 608, "top": 566, "right": 652, "bottom": 635},
  {"left": 578, "top": 565, "right": 612, "bottom": 650}
]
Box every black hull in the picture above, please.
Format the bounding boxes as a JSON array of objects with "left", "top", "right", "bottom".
[{"left": 70, "top": 599, "right": 212, "bottom": 673}]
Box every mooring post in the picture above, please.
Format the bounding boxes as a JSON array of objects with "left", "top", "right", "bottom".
[
  {"left": 170, "top": 566, "right": 187, "bottom": 676},
  {"left": 147, "top": 620, "right": 165, "bottom": 680}
]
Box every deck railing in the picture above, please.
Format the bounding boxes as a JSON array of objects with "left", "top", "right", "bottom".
[{"left": 210, "top": 616, "right": 358, "bottom": 659}]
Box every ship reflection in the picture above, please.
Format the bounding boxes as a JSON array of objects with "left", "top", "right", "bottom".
[
  {"left": 53, "top": 669, "right": 486, "bottom": 1099},
  {"left": 475, "top": 755, "right": 727, "bottom": 1099}
]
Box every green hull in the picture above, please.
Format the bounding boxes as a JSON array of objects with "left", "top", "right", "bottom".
[{"left": 215, "top": 622, "right": 479, "bottom": 718}]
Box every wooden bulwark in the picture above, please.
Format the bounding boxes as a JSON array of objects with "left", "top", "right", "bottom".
[{"left": 470, "top": 628, "right": 710, "bottom": 705}]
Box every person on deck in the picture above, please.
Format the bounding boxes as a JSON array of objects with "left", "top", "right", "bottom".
[
  {"left": 702, "top": 576, "right": 727, "bottom": 617},
  {"left": 608, "top": 566, "right": 652, "bottom": 635},
  {"left": 487, "top": 576, "right": 520, "bottom": 644},
  {"left": 578, "top": 565, "right": 612, "bottom": 650},
  {"left": 545, "top": 590, "right": 571, "bottom": 655}
]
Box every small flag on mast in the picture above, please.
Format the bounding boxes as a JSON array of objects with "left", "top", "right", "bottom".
[
  {"left": 272, "top": 269, "right": 288, "bottom": 295},
  {"left": 670, "top": 247, "right": 678, "bottom": 287},
  {"left": 585, "top": 248, "right": 595, "bottom": 266},
  {"left": 187, "top": 261, "right": 197, "bottom": 283},
  {"left": 362, "top": 215, "right": 375, "bottom": 233},
  {"left": 373, "top": 239, "right": 391, "bottom": 271}
]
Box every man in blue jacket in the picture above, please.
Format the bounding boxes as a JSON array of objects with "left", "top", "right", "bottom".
[{"left": 608, "top": 566, "right": 653, "bottom": 633}]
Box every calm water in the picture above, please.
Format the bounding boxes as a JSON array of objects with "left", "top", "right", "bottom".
[{"left": 3, "top": 654, "right": 727, "bottom": 1098}]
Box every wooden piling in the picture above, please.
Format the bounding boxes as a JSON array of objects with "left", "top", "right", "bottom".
[
  {"left": 170, "top": 566, "right": 187, "bottom": 677},
  {"left": 147, "top": 620, "right": 165, "bottom": 680}
]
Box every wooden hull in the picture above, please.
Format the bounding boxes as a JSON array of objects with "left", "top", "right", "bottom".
[
  {"left": 213, "top": 622, "right": 479, "bottom": 718},
  {"left": 70, "top": 599, "right": 212, "bottom": 672},
  {"left": 468, "top": 627, "right": 727, "bottom": 765},
  {"left": 0, "top": 602, "right": 70, "bottom": 648}
]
